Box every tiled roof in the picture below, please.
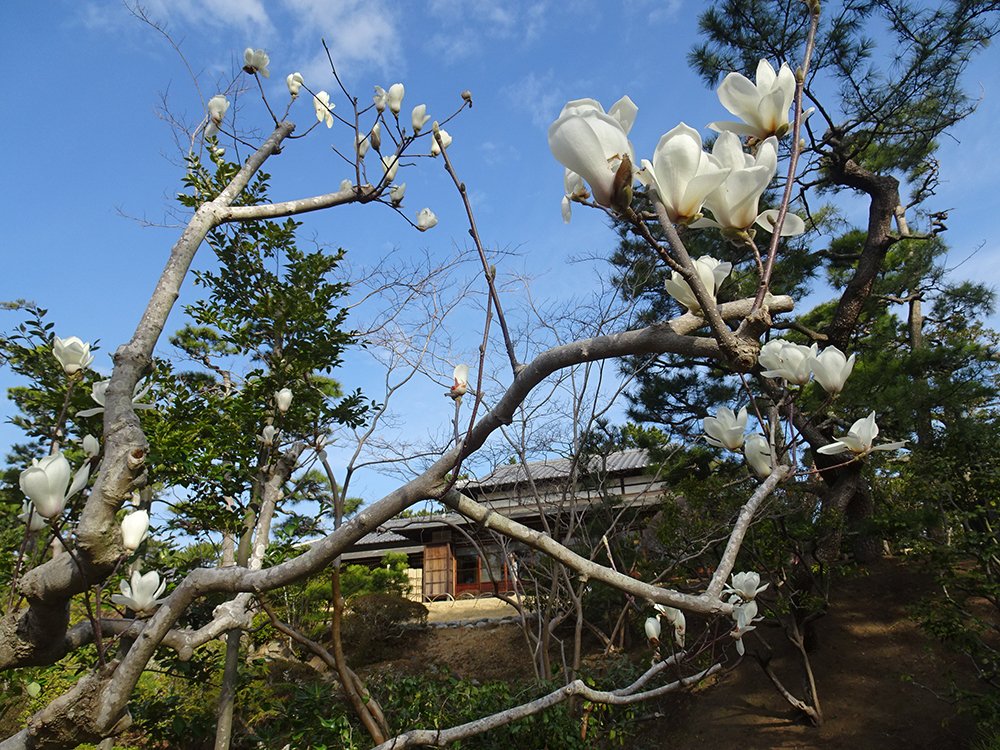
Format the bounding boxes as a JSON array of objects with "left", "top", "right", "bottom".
[
  {"left": 352, "top": 529, "right": 412, "bottom": 547},
  {"left": 464, "top": 448, "right": 652, "bottom": 491}
]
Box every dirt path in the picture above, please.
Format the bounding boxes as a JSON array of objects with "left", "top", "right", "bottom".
[{"left": 647, "top": 560, "right": 976, "bottom": 749}]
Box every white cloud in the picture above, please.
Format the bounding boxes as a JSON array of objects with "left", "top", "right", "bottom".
[
  {"left": 423, "top": 1, "right": 549, "bottom": 62},
  {"left": 481, "top": 141, "right": 520, "bottom": 166},
  {"left": 140, "top": 0, "right": 273, "bottom": 33},
  {"left": 502, "top": 71, "right": 563, "bottom": 129},
  {"left": 280, "top": 0, "right": 402, "bottom": 78}
]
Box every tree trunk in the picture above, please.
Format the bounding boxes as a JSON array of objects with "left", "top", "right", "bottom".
[{"left": 213, "top": 532, "right": 240, "bottom": 750}]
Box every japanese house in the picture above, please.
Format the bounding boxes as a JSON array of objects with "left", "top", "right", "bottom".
[{"left": 340, "top": 448, "right": 667, "bottom": 600}]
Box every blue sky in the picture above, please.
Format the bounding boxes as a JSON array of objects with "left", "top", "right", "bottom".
[{"left": 2, "top": 1, "right": 999, "bottom": 507}]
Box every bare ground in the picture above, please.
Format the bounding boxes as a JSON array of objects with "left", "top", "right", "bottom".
[{"left": 372, "top": 560, "right": 981, "bottom": 748}]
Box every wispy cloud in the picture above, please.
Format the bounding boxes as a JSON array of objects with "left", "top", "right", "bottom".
[
  {"left": 625, "top": 0, "right": 684, "bottom": 23},
  {"left": 138, "top": 0, "right": 273, "bottom": 33},
  {"left": 424, "top": 0, "right": 549, "bottom": 62},
  {"left": 481, "top": 141, "right": 521, "bottom": 166},
  {"left": 502, "top": 70, "right": 563, "bottom": 129},
  {"left": 281, "top": 0, "right": 403, "bottom": 83}
]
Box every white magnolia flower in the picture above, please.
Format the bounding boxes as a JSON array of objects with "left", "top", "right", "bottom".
[
  {"left": 19, "top": 501, "right": 48, "bottom": 532},
  {"left": 82, "top": 434, "right": 100, "bottom": 457},
  {"left": 694, "top": 133, "right": 777, "bottom": 234},
  {"left": 314, "top": 91, "right": 334, "bottom": 128},
  {"left": 52, "top": 336, "right": 94, "bottom": 375},
  {"left": 121, "top": 509, "right": 149, "bottom": 552},
  {"left": 286, "top": 72, "right": 304, "bottom": 97},
  {"left": 78, "top": 379, "right": 155, "bottom": 418},
  {"left": 373, "top": 85, "right": 388, "bottom": 112},
  {"left": 725, "top": 571, "right": 769, "bottom": 601},
  {"left": 758, "top": 339, "right": 816, "bottom": 385},
  {"left": 243, "top": 48, "right": 270, "bottom": 78},
  {"left": 412, "top": 104, "right": 431, "bottom": 133},
  {"left": 809, "top": 345, "right": 856, "bottom": 395},
  {"left": 275, "top": 387, "right": 293, "bottom": 414},
  {"left": 450, "top": 364, "right": 469, "bottom": 399},
  {"left": 205, "top": 94, "right": 230, "bottom": 138},
  {"left": 816, "top": 411, "right": 906, "bottom": 456},
  {"left": 259, "top": 425, "right": 279, "bottom": 447},
  {"left": 731, "top": 597, "right": 761, "bottom": 655},
  {"left": 386, "top": 83, "right": 405, "bottom": 115},
  {"left": 381, "top": 153, "right": 400, "bottom": 183},
  {"left": 664, "top": 255, "right": 733, "bottom": 314},
  {"left": 561, "top": 169, "right": 588, "bottom": 223},
  {"left": 644, "top": 616, "right": 661, "bottom": 642},
  {"left": 743, "top": 434, "right": 773, "bottom": 478},
  {"left": 709, "top": 59, "right": 796, "bottom": 140},
  {"left": 704, "top": 406, "right": 748, "bottom": 451},
  {"left": 638, "top": 123, "right": 730, "bottom": 224},
  {"left": 112, "top": 570, "right": 167, "bottom": 614},
  {"left": 390, "top": 182, "right": 406, "bottom": 206},
  {"left": 370, "top": 122, "right": 382, "bottom": 151},
  {"left": 19, "top": 452, "right": 90, "bottom": 519},
  {"left": 356, "top": 131, "right": 371, "bottom": 159},
  {"left": 653, "top": 603, "right": 687, "bottom": 647},
  {"left": 548, "top": 96, "right": 638, "bottom": 209},
  {"left": 754, "top": 208, "right": 807, "bottom": 237},
  {"left": 430, "top": 128, "right": 452, "bottom": 156},
  {"left": 416, "top": 208, "right": 438, "bottom": 231}
]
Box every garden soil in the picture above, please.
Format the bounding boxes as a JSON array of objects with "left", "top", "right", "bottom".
[{"left": 368, "top": 560, "right": 981, "bottom": 749}]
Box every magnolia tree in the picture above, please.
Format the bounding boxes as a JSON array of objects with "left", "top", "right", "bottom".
[{"left": 1, "top": 0, "right": 994, "bottom": 745}]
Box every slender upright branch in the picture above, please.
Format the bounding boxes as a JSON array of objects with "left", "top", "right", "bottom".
[{"left": 436, "top": 130, "right": 521, "bottom": 375}]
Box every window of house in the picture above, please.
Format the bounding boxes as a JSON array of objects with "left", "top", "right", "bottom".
[{"left": 455, "top": 550, "right": 478, "bottom": 585}]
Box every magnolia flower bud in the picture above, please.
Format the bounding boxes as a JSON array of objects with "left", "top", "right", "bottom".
[
  {"left": 53, "top": 336, "right": 94, "bottom": 376},
  {"left": 743, "top": 434, "right": 773, "bottom": 478},
  {"left": 387, "top": 83, "right": 405, "bottom": 115},
  {"left": 390, "top": 183, "right": 406, "bottom": 206},
  {"left": 205, "top": 94, "right": 230, "bottom": 138},
  {"left": 412, "top": 104, "right": 431, "bottom": 134},
  {"left": 82, "top": 434, "right": 100, "bottom": 457},
  {"left": 461, "top": 89, "right": 472, "bottom": 105},
  {"left": 449, "top": 364, "right": 469, "bottom": 399},
  {"left": 275, "top": 388, "right": 293, "bottom": 414},
  {"left": 370, "top": 122, "right": 382, "bottom": 151},
  {"left": 382, "top": 154, "right": 400, "bottom": 183},
  {"left": 809, "top": 345, "right": 856, "bottom": 395},
  {"left": 373, "top": 85, "right": 387, "bottom": 112},
  {"left": 357, "top": 132, "right": 371, "bottom": 159},
  {"left": 644, "top": 616, "right": 661, "bottom": 643},
  {"left": 430, "top": 128, "right": 452, "bottom": 156},
  {"left": 416, "top": 208, "right": 438, "bottom": 231},
  {"left": 121, "top": 509, "right": 150, "bottom": 552},
  {"left": 19, "top": 453, "right": 71, "bottom": 518},
  {"left": 286, "top": 71, "right": 304, "bottom": 97}
]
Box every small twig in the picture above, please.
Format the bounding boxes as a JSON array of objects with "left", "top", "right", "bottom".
[
  {"left": 436, "top": 129, "right": 520, "bottom": 375},
  {"left": 751, "top": 0, "right": 821, "bottom": 312}
]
